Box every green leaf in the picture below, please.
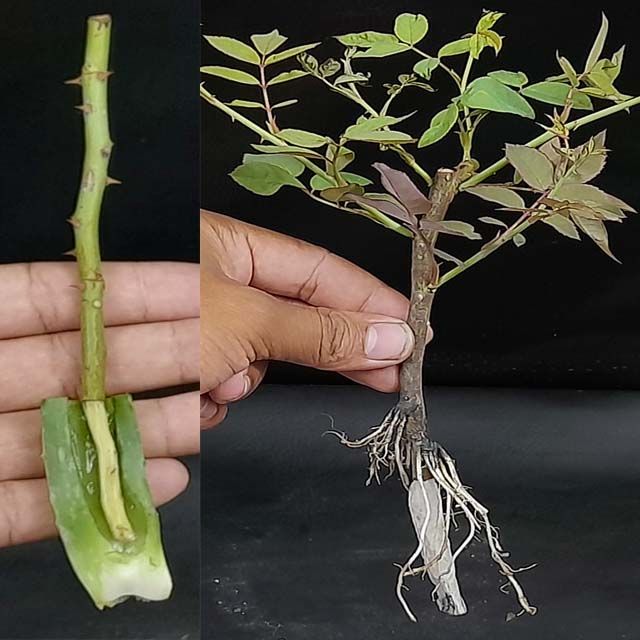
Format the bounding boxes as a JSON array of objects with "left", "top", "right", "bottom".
[
  {"left": 345, "top": 129, "right": 414, "bottom": 144},
  {"left": 272, "top": 99, "right": 299, "bottom": 110},
  {"left": 461, "top": 77, "right": 535, "bottom": 119},
  {"left": 554, "top": 183, "right": 636, "bottom": 213},
  {"left": 565, "top": 130, "right": 607, "bottom": 184},
  {"left": 335, "top": 31, "right": 397, "bottom": 47},
  {"left": 327, "top": 145, "right": 355, "bottom": 171},
  {"left": 476, "top": 10, "right": 504, "bottom": 32},
  {"left": 251, "top": 30, "right": 287, "bottom": 56},
  {"left": 542, "top": 214, "right": 581, "bottom": 240},
  {"left": 344, "top": 114, "right": 413, "bottom": 138},
  {"left": 200, "top": 66, "right": 259, "bottom": 85},
  {"left": 265, "top": 42, "right": 320, "bottom": 65},
  {"left": 203, "top": 36, "right": 261, "bottom": 65},
  {"left": 585, "top": 13, "right": 609, "bottom": 73},
  {"left": 465, "top": 185, "right": 525, "bottom": 209},
  {"left": 512, "top": 233, "right": 527, "bottom": 247},
  {"left": 320, "top": 184, "right": 365, "bottom": 202},
  {"left": 434, "top": 248, "right": 463, "bottom": 266},
  {"left": 242, "top": 153, "right": 305, "bottom": 177},
  {"left": 278, "top": 129, "right": 328, "bottom": 148},
  {"left": 505, "top": 144, "right": 555, "bottom": 190},
  {"left": 479, "top": 216, "right": 508, "bottom": 228},
  {"left": 268, "top": 70, "right": 309, "bottom": 86},
  {"left": 439, "top": 220, "right": 482, "bottom": 240},
  {"left": 394, "top": 13, "right": 429, "bottom": 45},
  {"left": 470, "top": 31, "right": 503, "bottom": 58},
  {"left": 571, "top": 214, "right": 619, "bottom": 261},
  {"left": 231, "top": 161, "right": 304, "bottom": 195},
  {"left": 320, "top": 59, "right": 342, "bottom": 78},
  {"left": 418, "top": 103, "right": 458, "bottom": 148},
  {"left": 556, "top": 54, "right": 579, "bottom": 86},
  {"left": 438, "top": 37, "right": 471, "bottom": 57},
  {"left": 521, "top": 82, "right": 593, "bottom": 110},
  {"left": 342, "top": 172, "right": 372, "bottom": 186},
  {"left": 413, "top": 57, "right": 439, "bottom": 80},
  {"left": 353, "top": 41, "right": 410, "bottom": 58},
  {"left": 310, "top": 175, "right": 336, "bottom": 191},
  {"left": 251, "top": 144, "right": 324, "bottom": 158},
  {"left": 334, "top": 73, "right": 370, "bottom": 85},
  {"left": 488, "top": 70, "right": 528, "bottom": 87},
  {"left": 226, "top": 99, "right": 264, "bottom": 109}
]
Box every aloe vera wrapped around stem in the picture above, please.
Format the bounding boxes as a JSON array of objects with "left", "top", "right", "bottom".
[{"left": 41, "top": 14, "right": 172, "bottom": 609}]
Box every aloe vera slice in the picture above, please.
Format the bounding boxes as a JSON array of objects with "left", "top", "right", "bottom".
[{"left": 42, "top": 395, "right": 172, "bottom": 609}]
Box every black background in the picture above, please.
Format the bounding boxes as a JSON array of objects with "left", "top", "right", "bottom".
[
  {"left": 1, "top": 1, "right": 199, "bottom": 638},
  {"left": 202, "top": 0, "right": 640, "bottom": 390}
]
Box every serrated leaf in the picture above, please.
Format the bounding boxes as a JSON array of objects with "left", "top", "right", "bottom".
[
  {"left": 200, "top": 66, "right": 259, "bottom": 85},
  {"left": 242, "top": 153, "right": 305, "bottom": 177},
  {"left": 521, "top": 82, "right": 593, "bottom": 110},
  {"left": 439, "top": 220, "right": 482, "bottom": 240},
  {"left": 265, "top": 42, "right": 320, "bottom": 65},
  {"left": 203, "top": 36, "right": 261, "bottom": 65},
  {"left": 505, "top": 144, "right": 555, "bottom": 190},
  {"left": 268, "top": 70, "right": 309, "bottom": 86},
  {"left": 372, "top": 163, "right": 430, "bottom": 215},
  {"left": 353, "top": 41, "right": 410, "bottom": 58},
  {"left": 226, "top": 99, "right": 264, "bottom": 109},
  {"left": 335, "top": 31, "right": 397, "bottom": 47},
  {"left": 478, "top": 216, "right": 508, "bottom": 228},
  {"left": 251, "top": 30, "right": 287, "bottom": 56},
  {"left": 394, "top": 13, "right": 429, "bottom": 45},
  {"left": 488, "top": 70, "right": 528, "bottom": 87},
  {"left": 571, "top": 214, "right": 619, "bottom": 261},
  {"left": 554, "top": 183, "right": 636, "bottom": 213},
  {"left": 418, "top": 103, "right": 459, "bottom": 148},
  {"left": 438, "top": 37, "right": 471, "bottom": 57},
  {"left": 251, "top": 144, "right": 324, "bottom": 158},
  {"left": 461, "top": 77, "right": 535, "bottom": 119},
  {"left": 231, "top": 161, "right": 304, "bottom": 195},
  {"left": 566, "top": 130, "right": 607, "bottom": 183},
  {"left": 272, "top": 99, "right": 299, "bottom": 110},
  {"left": 413, "top": 57, "right": 440, "bottom": 80},
  {"left": 542, "top": 214, "right": 581, "bottom": 239},
  {"left": 585, "top": 13, "right": 609, "bottom": 73},
  {"left": 278, "top": 129, "right": 328, "bottom": 148},
  {"left": 512, "top": 233, "right": 527, "bottom": 247},
  {"left": 466, "top": 185, "right": 525, "bottom": 209}
]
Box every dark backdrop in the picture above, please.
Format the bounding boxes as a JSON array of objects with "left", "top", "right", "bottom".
[
  {"left": 1, "top": 1, "right": 199, "bottom": 638},
  {"left": 202, "top": 0, "right": 640, "bottom": 390}
]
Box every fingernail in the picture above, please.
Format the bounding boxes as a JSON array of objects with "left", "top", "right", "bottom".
[
  {"left": 365, "top": 323, "right": 413, "bottom": 361},
  {"left": 214, "top": 372, "right": 250, "bottom": 402},
  {"left": 200, "top": 395, "right": 218, "bottom": 421}
]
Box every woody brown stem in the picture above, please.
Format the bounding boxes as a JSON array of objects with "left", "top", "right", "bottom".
[{"left": 399, "top": 168, "right": 462, "bottom": 443}]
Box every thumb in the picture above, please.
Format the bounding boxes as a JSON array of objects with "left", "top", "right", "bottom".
[{"left": 259, "top": 297, "right": 414, "bottom": 372}]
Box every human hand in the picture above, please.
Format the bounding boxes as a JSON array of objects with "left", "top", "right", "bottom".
[
  {"left": 201, "top": 211, "right": 429, "bottom": 428},
  {"left": 0, "top": 261, "right": 199, "bottom": 547}
]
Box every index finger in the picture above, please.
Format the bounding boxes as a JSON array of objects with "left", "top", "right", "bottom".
[{"left": 203, "top": 211, "right": 409, "bottom": 319}]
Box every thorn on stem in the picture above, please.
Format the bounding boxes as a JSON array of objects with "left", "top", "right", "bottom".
[
  {"left": 66, "top": 217, "right": 80, "bottom": 228},
  {"left": 106, "top": 176, "right": 122, "bottom": 185},
  {"left": 74, "top": 104, "right": 93, "bottom": 114},
  {"left": 64, "top": 76, "right": 82, "bottom": 86},
  {"left": 63, "top": 249, "right": 77, "bottom": 257},
  {"left": 96, "top": 70, "right": 114, "bottom": 81}
]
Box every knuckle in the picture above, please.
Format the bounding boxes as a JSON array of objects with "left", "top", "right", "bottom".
[{"left": 314, "top": 308, "right": 358, "bottom": 367}]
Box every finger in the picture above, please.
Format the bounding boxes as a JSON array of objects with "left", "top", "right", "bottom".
[
  {"left": 254, "top": 294, "right": 414, "bottom": 372},
  {"left": 200, "top": 396, "right": 228, "bottom": 429},
  {"left": 0, "top": 392, "right": 199, "bottom": 482},
  {"left": 0, "top": 262, "right": 199, "bottom": 340},
  {"left": 208, "top": 362, "right": 267, "bottom": 404},
  {"left": 341, "top": 325, "right": 433, "bottom": 391},
  {"left": 0, "top": 458, "right": 189, "bottom": 548},
  {"left": 204, "top": 212, "right": 409, "bottom": 318},
  {"left": 0, "top": 318, "right": 199, "bottom": 412}
]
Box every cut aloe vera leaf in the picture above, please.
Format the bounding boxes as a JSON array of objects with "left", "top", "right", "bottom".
[{"left": 41, "top": 394, "right": 172, "bottom": 609}]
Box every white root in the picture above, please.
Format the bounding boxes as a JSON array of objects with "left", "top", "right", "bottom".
[{"left": 329, "top": 408, "right": 537, "bottom": 621}]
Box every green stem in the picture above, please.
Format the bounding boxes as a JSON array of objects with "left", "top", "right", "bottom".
[
  {"left": 437, "top": 216, "right": 538, "bottom": 287},
  {"left": 70, "top": 14, "right": 134, "bottom": 543},
  {"left": 458, "top": 53, "right": 475, "bottom": 160},
  {"left": 258, "top": 62, "right": 278, "bottom": 133},
  {"left": 462, "top": 94, "right": 640, "bottom": 189}
]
